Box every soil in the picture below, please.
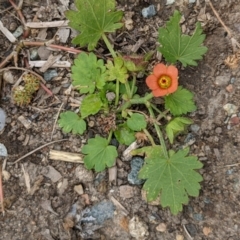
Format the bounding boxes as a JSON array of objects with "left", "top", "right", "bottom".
[{"left": 1, "top": 0, "right": 240, "bottom": 239}]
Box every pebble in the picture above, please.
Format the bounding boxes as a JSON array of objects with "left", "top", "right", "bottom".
[
  {"left": 81, "top": 200, "right": 115, "bottom": 225},
  {"left": 57, "top": 178, "right": 68, "bottom": 195},
  {"left": 74, "top": 184, "right": 84, "bottom": 195},
  {"left": 141, "top": 5, "right": 156, "bottom": 18},
  {"left": 18, "top": 115, "right": 32, "bottom": 129},
  {"left": 119, "top": 185, "right": 134, "bottom": 199},
  {"left": 37, "top": 46, "right": 51, "bottom": 60},
  {"left": 0, "top": 108, "right": 6, "bottom": 131},
  {"left": 75, "top": 165, "right": 94, "bottom": 183},
  {"left": 214, "top": 74, "right": 231, "bottom": 86},
  {"left": 215, "top": 127, "right": 222, "bottom": 134},
  {"left": 229, "top": 116, "right": 240, "bottom": 126},
  {"left": 185, "top": 223, "right": 197, "bottom": 237},
  {"left": 226, "top": 84, "right": 233, "bottom": 92},
  {"left": 193, "top": 213, "right": 204, "bottom": 221},
  {"left": 13, "top": 25, "right": 23, "bottom": 38},
  {"left": 223, "top": 103, "right": 238, "bottom": 116},
  {"left": 44, "top": 69, "right": 58, "bottom": 81},
  {"left": 3, "top": 70, "right": 14, "bottom": 84},
  {"left": 0, "top": 143, "right": 7, "bottom": 157},
  {"left": 43, "top": 166, "right": 62, "bottom": 183},
  {"left": 128, "top": 156, "right": 145, "bottom": 185},
  {"left": 30, "top": 48, "right": 39, "bottom": 60},
  {"left": 190, "top": 124, "right": 200, "bottom": 133},
  {"left": 156, "top": 223, "right": 167, "bottom": 232},
  {"left": 176, "top": 234, "right": 184, "bottom": 240},
  {"left": 128, "top": 216, "right": 149, "bottom": 239}
]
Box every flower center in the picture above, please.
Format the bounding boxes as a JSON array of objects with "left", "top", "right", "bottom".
[{"left": 158, "top": 75, "right": 172, "bottom": 89}]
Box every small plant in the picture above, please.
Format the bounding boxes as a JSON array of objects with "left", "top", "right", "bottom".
[
  {"left": 13, "top": 73, "right": 40, "bottom": 106},
  {"left": 59, "top": 0, "right": 208, "bottom": 215}
]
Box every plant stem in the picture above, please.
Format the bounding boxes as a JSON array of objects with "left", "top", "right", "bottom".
[
  {"left": 107, "top": 130, "right": 113, "bottom": 144},
  {"left": 125, "top": 80, "right": 131, "bottom": 99},
  {"left": 115, "top": 79, "right": 120, "bottom": 106},
  {"left": 150, "top": 103, "right": 168, "bottom": 120},
  {"left": 130, "top": 75, "right": 136, "bottom": 97},
  {"left": 143, "top": 129, "right": 156, "bottom": 146},
  {"left": 102, "top": 33, "right": 117, "bottom": 58},
  {"left": 147, "top": 104, "right": 168, "bottom": 158}
]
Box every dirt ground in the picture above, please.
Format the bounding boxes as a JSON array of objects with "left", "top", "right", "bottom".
[{"left": 1, "top": 0, "right": 240, "bottom": 239}]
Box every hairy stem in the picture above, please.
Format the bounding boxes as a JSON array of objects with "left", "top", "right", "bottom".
[
  {"left": 143, "top": 129, "right": 156, "bottom": 146},
  {"left": 102, "top": 33, "right": 117, "bottom": 58},
  {"left": 147, "top": 104, "right": 168, "bottom": 158},
  {"left": 115, "top": 79, "right": 120, "bottom": 106}
]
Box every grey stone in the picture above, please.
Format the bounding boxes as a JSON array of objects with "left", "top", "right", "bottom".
[
  {"left": 142, "top": 5, "right": 156, "bottom": 18},
  {"left": 0, "top": 108, "right": 6, "bottom": 131},
  {"left": 128, "top": 156, "right": 145, "bottom": 185},
  {"left": 81, "top": 200, "right": 115, "bottom": 225},
  {"left": 44, "top": 70, "right": 58, "bottom": 81},
  {"left": 215, "top": 74, "right": 231, "bottom": 86}
]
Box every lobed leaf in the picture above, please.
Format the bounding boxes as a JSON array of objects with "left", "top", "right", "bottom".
[
  {"left": 65, "top": 0, "right": 123, "bottom": 50},
  {"left": 166, "top": 117, "right": 193, "bottom": 144},
  {"left": 138, "top": 147, "right": 203, "bottom": 215},
  {"left": 82, "top": 136, "right": 118, "bottom": 172},
  {"left": 164, "top": 86, "right": 197, "bottom": 116},
  {"left": 114, "top": 123, "right": 135, "bottom": 145},
  {"left": 81, "top": 93, "right": 103, "bottom": 118},
  {"left": 158, "top": 10, "right": 208, "bottom": 67},
  {"left": 127, "top": 113, "right": 147, "bottom": 131},
  {"left": 71, "top": 52, "right": 106, "bottom": 94},
  {"left": 58, "top": 111, "right": 86, "bottom": 135}
]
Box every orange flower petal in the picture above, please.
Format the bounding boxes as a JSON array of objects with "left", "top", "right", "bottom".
[
  {"left": 146, "top": 75, "right": 158, "bottom": 90},
  {"left": 166, "top": 65, "right": 178, "bottom": 81},
  {"left": 152, "top": 88, "right": 169, "bottom": 97},
  {"left": 153, "top": 63, "right": 168, "bottom": 78}
]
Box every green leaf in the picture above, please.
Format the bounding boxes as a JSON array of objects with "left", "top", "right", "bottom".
[
  {"left": 138, "top": 147, "right": 203, "bottom": 215},
  {"left": 114, "top": 123, "right": 135, "bottom": 145},
  {"left": 166, "top": 117, "right": 193, "bottom": 144},
  {"left": 127, "top": 113, "right": 147, "bottom": 131},
  {"left": 158, "top": 11, "right": 208, "bottom": 67},
  {"left": 58, "top": 111, "right": 86, "bottom": 134},
  {"left": 71, "top": 52, "right": 106, "bottom": 94},
  {"left": 82, "top": 136, "right": 118, "bottom": 172},
  {"left": 65, "top": 0, "right": 123, "bottom": 50},
  {"left": 81, "top": 93, "right": 103, "bottom": 118},
  {"left": 164, "top": 86, "right": 197, "bottom": 116},
  {"left": 106, "top": 57, "right": 128, "bottom": 83}
]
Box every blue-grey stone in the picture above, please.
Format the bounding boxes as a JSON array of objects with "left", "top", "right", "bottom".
[
  {"left": 193, "top": 213, "right": 204, "bottom": 221},
  {"left": 185, "top": 223, "right": 197, "bottom": 237},
  {"left": 0, "top": 143, "right": 7, "bottom": 157},
  {"left": 142, "top": 5, "right": 156, "bottom": 18},
  {"left": 43, "top": 70, "right": 58, "bottom": 81},
  {"left": 81, "top": 200, "right": 115, "bottom": 225},
  {"left": 13, "top": 26, "right": 23, "bottom": 38},
  {"left": 190, "top": 124, "right": 200, "bottom": 133},
  {"left": 128, "top": 156, "right": 145, "bottom": 185},
  {"left": 0, "top": 108, "right": 6, "bottom": 131}
]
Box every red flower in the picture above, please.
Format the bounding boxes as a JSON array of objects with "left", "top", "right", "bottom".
[{"left": 146, "top": 63, "right": 178, "bottom": 97}]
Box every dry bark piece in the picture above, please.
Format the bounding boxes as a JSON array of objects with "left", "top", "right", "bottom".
[{"left": 49, "top": 150, "right": 83, "bottom": 163}]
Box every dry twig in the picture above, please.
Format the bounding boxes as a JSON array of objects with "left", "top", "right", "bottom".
[
  {"left": 0, "top": 164, "right": 4, "bottom": 215},
  {"left": 11, "top": 139, "right": 69, "bottom": 164}
]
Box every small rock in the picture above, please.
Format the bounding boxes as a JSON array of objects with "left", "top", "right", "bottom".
[
  {"left": 129, "top": 216, "right": 149, "bottom": 239},
  {"left": 0, "top": 108, "right": 6, "bottom": 131},
  {"left": 106, "top": 92, "right": 115, "bottom": 101},
  {"left": 215, "top": 74, "right": 231, "bottom": 86},
  {"left": 193, "top": 213, "right": 204, "bottom": 221},
  {"left": 125, "top": 19, "right": 134, "bottom": 30},
  {"left": 13, "top": 25, "right": 23, "bottom": 38},
  {"left": 190, "top": 124, "right": 200, "bottom": 133},
  {"left": 43, "top": 166, "right": 62, "bottom": 183},
  {"left": 203, "top": 226, "right": 212, "bottom": 236},
  {"left": 226, "top": 84, "right": 233, "bottom": 93},
  {"left": 75, "top": 165, "right": 94, "bottom": 183},
  {"left": 230, "top": 77, "right": 236, "bottom": 84},
  {"left": 57, "top": 178, "right": 68, "bottom": 195},
  {"left": 18, "top": 115, "right": 31, "bottom": 129},
  {"left": 229, "top": 116, "right": 240, "bottom": 126},
  {"left": 81, "top": 200, "right": 115, "bottom": 225},
  {"left": 44, "top": 69, "right": 58, "bottom": 81},
  {"left": 166, "top": 0, "right": 175, "bottom": 5},
  {"left": 128, "top": 156, "right": 145, "bottom": 185},
  {"left": 176, "top": 234, "right": 184, "bottom": 240},
  {"left": 0, "top": 143, "right": 7, "bottom": 157},
  {"left": 156, "top": 223, "right": 167, "bottom": 232},
  {"left": 142, "top": 5, "right": 156, "bottom": 18},
  {"left": 223, "top": 103, "right": 238, "bottom": 116},
  {"left": 3, "top": 71, "right": 14, "bottom": 84},
  {"left": 30, "top": 48, "right": 39, "bottom": 60},
  {"left": 185, "top": 223, "right": 197, "bottom": 237},
  {"left": 183, "top": 133, "right": 196, "bottom": 147},
  {"left": 119, "top": 185, "right": 134, "bottom": 199},
  {"left": 56, "top": 28, "right": 70, "bottom": 43},
  {"left": 215, "top": 127, "right": 222, "bottom": 134},
  {"left": 37, "top": 46, "right": 51, "bottom": 60},
  {"left": 74, "top": 184, "right": 84, "bottom": 195}
]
